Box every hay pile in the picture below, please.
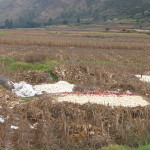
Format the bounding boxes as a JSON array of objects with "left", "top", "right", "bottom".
[
  {"left": 53, "top": 64, "right": 116, "bottom": 92},
  {"left": 17, "top": 71, "right": 52, "bottom": 85},
  {"left": 0, "top": 89, "right": 18, "bottom": 103},
  {"left": 53, "top": 64, "right": 104, "bottom": 86}
]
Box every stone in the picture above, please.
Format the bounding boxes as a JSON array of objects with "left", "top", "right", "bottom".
[{"left": 0, "top": 75, "right": 14, "bottom": 90}]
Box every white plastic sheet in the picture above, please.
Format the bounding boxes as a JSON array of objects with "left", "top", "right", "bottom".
[{"left": 12, "top": 81, "right": 42, "bottom": 97}]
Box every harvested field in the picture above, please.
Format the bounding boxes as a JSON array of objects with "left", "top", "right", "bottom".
[{"left": 0, "top": 25, "right": 150, "bottom": 149}]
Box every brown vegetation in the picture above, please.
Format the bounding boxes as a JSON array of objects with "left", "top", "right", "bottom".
[
  {"left": 1, "top": 95, "right": 150, "bottom": 149},
  {"left": 0, "top": 27, "right": 150, "bottom": 149}
]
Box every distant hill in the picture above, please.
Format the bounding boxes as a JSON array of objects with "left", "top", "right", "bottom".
[{"left": 0, "top": 0, "right": 149, "bottom": 27}]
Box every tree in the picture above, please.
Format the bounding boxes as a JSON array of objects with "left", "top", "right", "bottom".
[
  {"left": 105, "top": 27, "right": 110, "bottom": 32},
  {"left": 4, "top": 19, "right": 13, "bottom": 28},
  {"left": 93, "top": 9, "right": 99, "bottom": 20},
  {"left": 77, "top": 17, "right": 80, "bottom": 24},
  {"left": 63, "top": 19, "right": 68, "bottom": 25},
  {"left": 10, "top": 20, "right": 13, "bottom": 28}
]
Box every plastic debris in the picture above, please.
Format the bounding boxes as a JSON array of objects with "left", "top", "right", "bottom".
[
  {"left": 135, "top": 75, "right": 150, "bottom": 83},
  {"left": 12, "top": 81, "right": 42, "bottom": 97},
  {"left": 11, "top": 125, "right": 19, "bottom": 130},
  {"left": 0, "top": 115, "right": 5, "bottom": 123}
]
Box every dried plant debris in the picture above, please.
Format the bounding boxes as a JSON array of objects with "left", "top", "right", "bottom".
[
  {"left": 17, "top": 71, "right": 53, "bottom": 85},
  {"left": 0, "top": 98, "right": 150, "bottom": 149}
]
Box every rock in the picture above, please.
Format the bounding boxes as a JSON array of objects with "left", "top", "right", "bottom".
[
  {"left": 73, "top": 85, "right": 84, "bottom": 92},
  {"left": 0, "top": 75, "right": 14, "bottom": 90}
]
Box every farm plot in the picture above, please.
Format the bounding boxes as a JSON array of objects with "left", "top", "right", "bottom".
[{"left": 0, "top": 27, "right": 150, "bottom": 149}]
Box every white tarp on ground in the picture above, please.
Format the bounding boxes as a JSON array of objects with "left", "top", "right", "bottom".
[
  {"left": 58, "top": 94, "right": 149, "bottom": 107},
  {"left": 135, "top": 75, "right": 150, "bottom": 83},
  {"left": 12, "top": 81, "right": 75, "bottom": 97},
  {"left": 12, "top": 81, "right": 43, "bottom": 97}
]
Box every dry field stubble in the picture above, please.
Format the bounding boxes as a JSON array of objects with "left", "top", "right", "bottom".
[{"left": 0, "top": 27, "right": 150, "bottom": 149}]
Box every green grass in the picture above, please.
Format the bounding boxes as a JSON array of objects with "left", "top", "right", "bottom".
[
  {"left": 0, "top": 32, "right": 7, "bottom": 36},
  {"left": 0, "top": 85, "right": 4, "bottom": 89},
  {"left": 137, "top": 145, "right": 150, "bottom": 150},
  {"left": 125, "top": 62, "right": 142, "bottom": 66},
  {"left": 0, "top": 58, "right": 60, "bottom": 81},
  {"left": 82, "top": 60, "right": 112, "bottom": 65},
  {"left": 6, "top": 60, "right": 60, "bottom": 71},
  {"left": 101, "top": 145, "right": 150, "bottom": 150},
  {"left": 10, "top": 148, "right": 18, "bottom": 150},
  {"left": 21, "top": 97, "right": 34, "bottom": 102},
  {"left": 81, "top": 60, "right": 144, "bottom": 66},
  {"left": 101, "top": 145, "right": 132, "bottom": 150},
  {"left": 9, "top": 145, "right": 150, "bottom": 150},
  {"left": 0, "top": 58, "right": 16, "bottom": 62}
]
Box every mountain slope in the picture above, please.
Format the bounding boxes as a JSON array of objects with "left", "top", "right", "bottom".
[{"left": 0, "top": 0, "right": 149, "bottom": 26}]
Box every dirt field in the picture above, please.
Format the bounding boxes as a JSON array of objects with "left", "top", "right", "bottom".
[{"left": 0, "top": 25, "right": 150, "bottom": 149}]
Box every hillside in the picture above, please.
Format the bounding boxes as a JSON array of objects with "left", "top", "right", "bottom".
[{"left": 0, "top": 0, "right": 149, "bottom": 27}]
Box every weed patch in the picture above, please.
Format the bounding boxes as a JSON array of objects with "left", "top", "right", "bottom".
[
  {"left": 101, "top": 145, "right": 150, "bottom": 150},
  {"left": 5, "top": 60, "right": 60, "bottom": 71},
  {"left": 82, "top": 60, "right": 112, "bottom": 65},
  {"left": 21, "top": 97, "right": 33, "bottom": 102},
  {"left": 0, "top": 85, "right": 4, "bottom": 89},
  {"left": 0, "top": 58, "right": 60, "bottom": 81},
  {"left": 0, "top": 58, "right": 16, "bottom": 63},
  {"left": 0, "top": 32, "right": 7, "bottom": 37},
  {"left": 101, "top": 145, "right": 132, "bottom": 150}
]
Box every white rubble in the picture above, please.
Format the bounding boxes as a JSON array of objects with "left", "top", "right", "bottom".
[
  {"left": 135, "top": 75, "right": 150, "bottom": 83},
  {"left": 58, "top": 94, "right": 149, "bottom": 107},
  {"left": 33, "top": 81, "right": 75, "bottom": 94}
]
